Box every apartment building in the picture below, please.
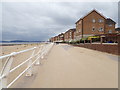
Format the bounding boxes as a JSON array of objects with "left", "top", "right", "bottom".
[
  {"left": 58, "top": 33, "right": 64, "bottom": 42},
  {"left": 49, "top": 9, "right": 118, "bottom": 43},
  {"left": 75, "top": 9, "right": 116, "bottom": 40},
  {"left": 53, "top": 36, "right": 58, "bottom": 42},
  {"left": 64, "top": 28, "right": 76, "bottom": 42},
  {"left": 49, "top": 37, "right": 54, "bottom": 42}
]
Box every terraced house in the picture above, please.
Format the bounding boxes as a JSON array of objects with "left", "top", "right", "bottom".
[
  {"left": 53, "top": 36, "right": 58, "bottom": 42},
  {"left": 75, "top": 9, "right": 116, "bottom": 40},
  {"left": 58, "top": 33, "right": 64, "bottom": 42},
  {"left": 64, "top": 28, "right": 76, "bottom": 42},
  {"left": 50, "top": 9, "right": 119, "bottom": 43},
  {"left": 49, "top": 37, "right": 54, "bottom": 42}
]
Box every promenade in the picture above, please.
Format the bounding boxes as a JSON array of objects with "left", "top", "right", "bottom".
[{"left": 11, "top": 44, "right": 118, "bottom": 88}]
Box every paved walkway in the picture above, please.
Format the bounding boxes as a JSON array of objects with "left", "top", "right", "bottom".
[{"left": 12, "top": 44, "right": 118, "bottom": 88}]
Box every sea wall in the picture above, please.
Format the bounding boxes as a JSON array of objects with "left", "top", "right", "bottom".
[{"left": 72, "top": 44, "right": 119, "bottom": 55}]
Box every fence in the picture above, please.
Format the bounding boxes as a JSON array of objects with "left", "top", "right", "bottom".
[{"left": 0, "top": 43, "right": 54, "bottom": 89}]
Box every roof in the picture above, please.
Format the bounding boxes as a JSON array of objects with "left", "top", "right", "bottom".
[
  {"left": 75, "top": 9, "right": 106, "bottom": 24},
  {"left": 58, "top": 33, "right": 64, "bottom": 36},
  {"left": 54, "top": 36, "right": 58, "bottom": 38},
  {"left": 65, "top": 28, "right": 76, "bottom": 34},
  {"left": 70, "top": 28, "right": 76, "bottom": 31},
  {"left": 115, "top": 28, "right": 120, "bottom": 31},
  {"left": 105, "top": 18, "right": 116, "bottom": 24}
]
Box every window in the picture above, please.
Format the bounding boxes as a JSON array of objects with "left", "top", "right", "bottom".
[
  {"left": 98, "top": 19, "right": 104, "bottom": 23},
  {"left": 108, "top": 24, "right": 112, "bottom": 27},
  {"left": 92, "top": 27, "right": 95, "bottom": 31},
  {"left": 99, "top": 27, "right": 104, "bottom": 31},
  {"left": 108, "top": 30, "right": 112, "bottom": 33},
  {"left": 92, "top": 19, "right": 95, "bottom": 23}
]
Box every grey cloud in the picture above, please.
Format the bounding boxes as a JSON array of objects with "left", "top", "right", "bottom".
[{"left": 2, "top": 2, "right": 118, "bottom": 41}]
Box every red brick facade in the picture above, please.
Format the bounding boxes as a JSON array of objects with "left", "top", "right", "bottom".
[
  {"left": 58, "top": 33, "right": 64, "bottom": 42},
  {"left": 50, "top": 9, "right": 118, "bottom": 43},
  {"left": 64, "top": 29, "right": 76, "bottom": 42},
  {"left": 75, "top": 10, "right": 116, "bottom": 40}
]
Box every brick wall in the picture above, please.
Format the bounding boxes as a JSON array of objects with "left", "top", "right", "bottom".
[
  {"left": 75, "top": 10, "right": 116, "bottom": 39},
  {"left": 72, "top": 44, "right": 119, "bottom": 55},
  {"left": 75, "top": 19, "right": 83, "bottom": 39},
  {"left": 83, "top": 11, "right": 105, "bottom": 35},
  {"left": 105, "top": 24, "right": 116, "bottom": 34},
  {"left": 64, "top": 29, "right": 75, "bottom": 41}
]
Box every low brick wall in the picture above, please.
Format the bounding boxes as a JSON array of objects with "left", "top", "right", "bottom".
[{"left": 72, "top": 44, "right": 119, "bottom": 55}]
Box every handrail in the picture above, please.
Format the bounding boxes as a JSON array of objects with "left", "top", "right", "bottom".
[
  {"left": 7, "top": 50, "right": 44, "bottom": 88},
  {"left": 0, "top": 47, "right": 37, "bottom": 60},
  {"left": 9, "top": 46, "right": 43, "bottom": 73},
  {"left": 0, "top": 43, "right": 54, "bottom": 89}
]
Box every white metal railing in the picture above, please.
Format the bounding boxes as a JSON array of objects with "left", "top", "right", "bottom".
[{"left": 0, "top": 43, "right": 54, "bottom": 89}]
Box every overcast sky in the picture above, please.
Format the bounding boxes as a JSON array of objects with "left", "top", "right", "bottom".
[{"left": 1, "top": 2, "right": 118, "bottom": 41}]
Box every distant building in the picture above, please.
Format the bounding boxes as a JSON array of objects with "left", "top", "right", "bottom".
[
  {"left": 75, "top": 9, "right": 116, "bottom": 40},
  {"left": 64, "top": 28, "right": 76, "bottom": 42},
  {"left": 49, "top": 37, "right": 54, "bottom": 42},
  {"left": 54, "top": 36, "right": 58, "bottom": 42},
  {"left": 58, "top": 33, "right": 64, "bottom": 42}
]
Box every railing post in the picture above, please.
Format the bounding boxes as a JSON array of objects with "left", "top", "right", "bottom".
[
  {"left": 0, "top": 79, "right": 1, "bottom": 90},
  {"left": 35, "top": 45, "right": 43, "bottom": 65},
  {"left": 41, "top": 45, "right": 46, "bottom": 59},
  {"left": 0, "top": 57, "right": 2, "bottom": 90},
  {"left": 35, "top": 55, "right": 40, "bottom": 65},
  {"left": 44, "top": 44, "right": 49, "bottom": 56},
  {"left": 26, "top": 47, "right": 36, "bottom": 76},
  {"left": 0, "top": 52, "right": 15, "bottom": 89}
]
